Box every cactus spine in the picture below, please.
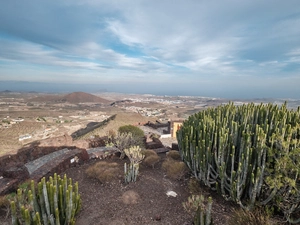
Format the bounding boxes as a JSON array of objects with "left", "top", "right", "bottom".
[
  {"left": 177, "top": 102, "right": 300, "bottom": 223},
  {"left": 10, "top": 173, "right": 81, "bottom": 225}
]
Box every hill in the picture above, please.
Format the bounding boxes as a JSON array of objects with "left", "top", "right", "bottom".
[
  {"left": 62, "top": 92, "right": 110, "bottom": 104},
  {"left": 29, "top": 92, "right": 110, "bottom": 104}
]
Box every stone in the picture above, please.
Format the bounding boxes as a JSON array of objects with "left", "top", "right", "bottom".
[
  {"left": 2, "top": 164, "right": 29, "bottom": 180},
  {"left": 166, "top": 191, "right": 177, "bottom": 197}
]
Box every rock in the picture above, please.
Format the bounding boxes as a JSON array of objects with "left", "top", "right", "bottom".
[
  {"left": 155, "top": 215, "right": 161, "bottom": 221},
  {"left": 2, "top": 164, "right": 29, "bottom": 179},
  {"left": 166, "top": 191, "right": 177, "bottom": 197}
]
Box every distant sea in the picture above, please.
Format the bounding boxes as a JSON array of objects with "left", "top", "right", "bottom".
[{"left": 1, "top": 80, "right": 299, "bottom": 100}]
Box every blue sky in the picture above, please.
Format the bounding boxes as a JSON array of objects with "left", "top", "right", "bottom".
[{"left": 0, "top": 0, "right": 300, "bottom": 98}]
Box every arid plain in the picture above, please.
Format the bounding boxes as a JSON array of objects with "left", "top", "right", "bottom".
[{"left": 1, "top": 91, "right": 299, "bottom": 157}]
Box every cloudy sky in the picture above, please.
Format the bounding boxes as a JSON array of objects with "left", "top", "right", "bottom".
[{"left": 0, "top": 0, "right": 300, "bottom": 98}]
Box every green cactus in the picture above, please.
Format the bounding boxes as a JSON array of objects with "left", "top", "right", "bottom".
[
  {"left": 10, "top": 173, "right": 81, "bottom": 225},
  {"left": 177, "top": 102, "right": 300, "bottom": 223},
  {"left": 124, "top": 146, "right": 145, "bottom": 183}
]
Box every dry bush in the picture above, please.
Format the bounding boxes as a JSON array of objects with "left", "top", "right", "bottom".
[
  {"left": 227, "top": 207, "right": 272, "bottom": 225},
  {"left": 166, "top": 150, "right": 181, "bottom": 161},
  {"left": 85, "top": 161, "right": 120, "bottom": 183},
  {"left": 141, "top": 149, "right": 157, "bottom": 158},
  {"left": 0, "top": 195, "right": 10, "bottom": 218},
  {"left": 162, "top": 158, "right": 188, "bottom": 180},
  {"left": 143, "top": 154, "right": 161, "bottom": 168},
  {"left": 0, "top": 195, "right": 9, "bottom": 209}
]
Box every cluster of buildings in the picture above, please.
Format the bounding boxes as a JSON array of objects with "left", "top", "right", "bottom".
[{"left": 122, "top": 106, "right": 164, "bottom": 117}]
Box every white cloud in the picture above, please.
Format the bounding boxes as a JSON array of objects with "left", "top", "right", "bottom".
[{"left": 0, "top": 0, "right": 300, "bottom": 97}]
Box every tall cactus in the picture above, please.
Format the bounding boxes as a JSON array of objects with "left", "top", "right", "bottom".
[
  {"left": 177, "top": 102, "right": 300, "bottom": 222},
  {"left": 10, "top": 173, "right": 81, "bottom": 225}
]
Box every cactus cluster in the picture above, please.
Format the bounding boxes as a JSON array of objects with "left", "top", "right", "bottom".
[
  {"left": 124, "top": 146, "right": 145, "bottom": 183},
  {"left": 177, "top": 102, "right": 300, "bottom": 223},
  {"left": 10, "top": 173, "right": 81, "bottom": 225},
  {"left": 183, "top": 194, "right": 213, "bottom": 225}
]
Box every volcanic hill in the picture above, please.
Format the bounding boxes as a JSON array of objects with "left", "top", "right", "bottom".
[{"left": 29, "top": 92, "right": 110, "bottom": 104}]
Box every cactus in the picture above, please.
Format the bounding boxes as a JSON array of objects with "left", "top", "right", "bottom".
[
  {"left": 183, "top": 195, "right": 213, "bottom": 225},
  {"left": 177, "top": 102, "right": 300, "bottom": 223},
  {"left": 10, "top": 173, "right": 81, "bottom": 225},
  {"left": 124, "top": 146, "right": 145, "bottom": 183}
]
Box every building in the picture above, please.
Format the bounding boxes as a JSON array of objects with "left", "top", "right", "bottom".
[{"left": 170, "top": 120, "right": 184, "bottom": 138}]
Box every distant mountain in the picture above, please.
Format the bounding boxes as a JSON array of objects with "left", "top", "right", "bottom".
[
  {"left": 0, "top": 90, "right": 12, "bottom": 93},
  {"left": 62, "top": 92, "right": 110, "bottom": 104},
  {"left": 29, "top": 92, "right": 110, "bottom": 104}
]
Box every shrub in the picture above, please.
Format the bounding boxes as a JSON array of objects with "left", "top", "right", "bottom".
[
  {"left": 228, "top": 207, "right": 271, "bottom": 225},
  {"left": 166, "top": 150, "right": 181, "bottom": 160},
  {"left": 107, "top": 132, "right": 144, "bottom": 159},
  {"left": 162, "top": 158, "right": 188, "bottom": 180},
  {"left": 10, "top": 174, "right": 81, "bottom": 225},
  {"left": 86, "top": 161, "right": 120, "bottom": 183},
  {"left": 118, "top": 125, "right": 144, "bottom": 138},
  {"left": 141, "top": 149, "right": 157, "bottom": 158},
  {"left": 0, "top": 195, "right": 10, "bottom": 208},
  {"left": 143, "top": 154, "right": 160, "bottom": 168},
  {"left": 119, "top": 125, "right": 145, "bottom": 150}
]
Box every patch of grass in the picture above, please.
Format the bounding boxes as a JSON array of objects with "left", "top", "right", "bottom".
[
  {"left": 227, "top": 207, "right": 272, "bottom": 225},
  {"left": 162, "top": 158, "right": 188, "bottom": 180},
  {"left": 166, "top": 150, "right": 181, "bottom": 160},
  {"left": 85, "top": 161, "right": 120, "bottom": 183}
]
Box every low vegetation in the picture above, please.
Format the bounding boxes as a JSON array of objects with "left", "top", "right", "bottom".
[
  {"left": 118, "top": 124, "right": 145, "bottom": 138},
  {"left": 162, "top": 158, "right": 188, "bottom": 180},
  {"left": 227, "top": 207, "right": 271, "bottom": 225},
  {"left": 141, "top": 149, "right": 160, "bottom": 168},
  {"left": 106, "top": 125, "right": 145, "bottom": 159},
  {"left": 85, "top": 161, "right": 121, "bottom": 183},
  {"left": 143, "top": 154, "right": 160, "bottom": 168},
  {"left": 166, "top": 150, "right": 181, "bottom": 160}
]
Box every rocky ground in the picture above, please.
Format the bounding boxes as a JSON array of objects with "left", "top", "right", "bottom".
[{"left": 0, "top": 153, "right": 237, "bottom": 225}]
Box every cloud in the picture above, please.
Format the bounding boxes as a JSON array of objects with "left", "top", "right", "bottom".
[{"left": 0, "top": 0, "right": 299, "bottom": 98}]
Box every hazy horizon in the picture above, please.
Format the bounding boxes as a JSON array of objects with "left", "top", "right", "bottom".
[
  {"left": 1, "top": 80, "right": 300, "bottom": 100},
  {"left": 1, "top": 1, "right": 300, "bottom": 99}
]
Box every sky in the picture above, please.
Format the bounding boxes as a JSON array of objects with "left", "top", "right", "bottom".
[{"left": 0, "top": 0, "right": 300, "bottom": 99}]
